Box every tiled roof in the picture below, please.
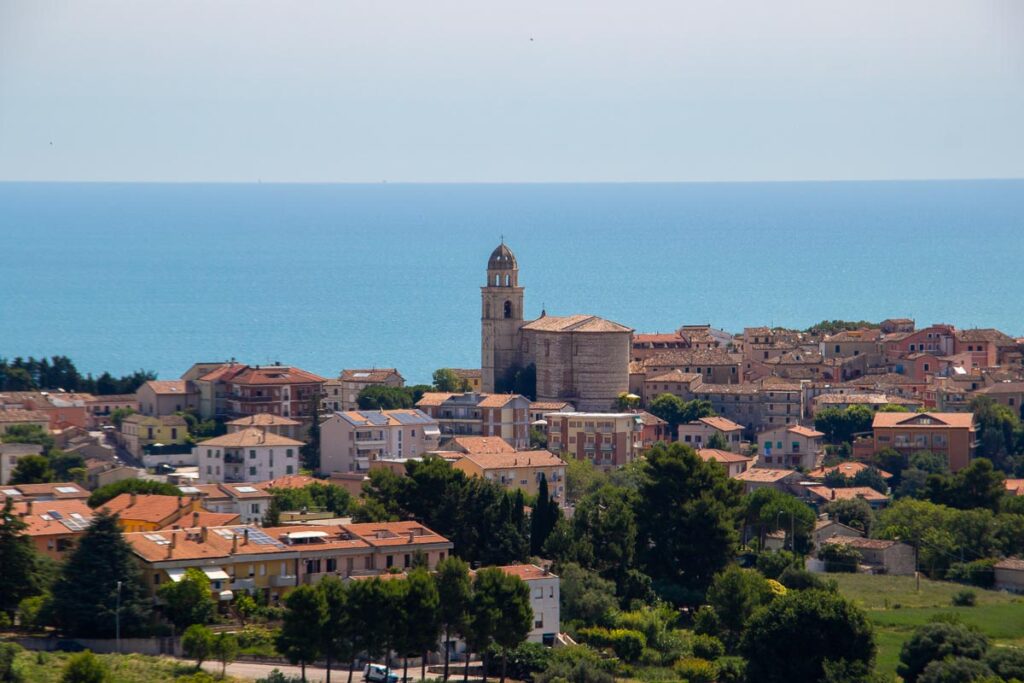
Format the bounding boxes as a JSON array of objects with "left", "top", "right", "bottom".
[
  {"left": 697, "top": 448, "right": 752, "bottom": 464},
  {"left": 805, "top": 486, "right": 889, "bottom": 502},
  {"left": 11, "top": 499, "right": 94, "bottom": 537},
  {"left": 825, "top": 329, "right": 882, "bottom": 342},
  {"left": 122, "top": 413, "right": 188, "bottom": 426},
  {"left": 807, "top": 462, "right": 893, "bottom": 480},
  {"left": 529, "top": 401, "right": 573, "bottom": 411},
  {"left": 260, "top": 474, "right": 318, "bottom": 490},
  {"left": 450, "top": 369, "right": 482, "bottom": 379},
  {"left": 645, "top": 370, "right": 703, "bottom": 384},
  {"left": 693, "top": 383, "right": 759, "bottom": 395},
  {"left": 101, "top": 494, "right": 192, "bottom": 524},
  {"left": 995, "top": 557, "right": 1024, "bottom": 571},
  {"left": 143, "top": 380, "right": 191, "bottom": 395},
  {"left": 0, "top": 482, "right": 89, "bottom": 500},
  {"left": 815, "top": 393, "right": 919, "bottom": 406},
  {"left": 344, "top": 521, "right": 451, "bottom": 547},
  {"left": 1004, "top": 479, "right": 1024, "bottom": 496},
  {"left": 736, "top": 467, "right": 797, "bottom": 483},
  {"left": 643, "top": 348, "right": 737, "bottom": 367},
  {"left": 458, "top": 451, "right": 564, "bottom": 470},
  {"left": 340, "top": 368, "right": 403, "bottom": 383},
  {"left": 0, "top": 409, "right": 50, "bottom": 423},
  {"left": 872, "top": 412, "right": 975, "bottom": 429},
  {"left": 788, "top": 425, "right": 825, "bottom": 438},
  {"left": 497, "top": 564, "right": 557, "bottom": 581},
  {"left": 977, "top": 382, "right": 1024, "bottom": 395},
  {"left": 824, "top": 536, "right": 899, "bottom": 550},
  {"left": 230, "top": 366, "right": 326, "bottom": 386},
  {"left": 697, "top": 416, "right": 744, "bottom": 432},
  {"left": 635, "top": 410, "right": 667, "bottom": 426},
  {"left": 197, "top": 427, "right": 305, "bottom": 448},
  {"left": 227, "top": 413, "right": 302, "bottom": 427},
  {"left": 521, "top": 314, "right": 632, "bottom": 334},
  {"left": 957, "top": 328, "right": 1015, "bottom": 344},
  {"left": 161, "top": 510, "right": 240, "bottom": 529},
  {"left": 451, "top": 436, "right": 515, "bottom": 454},
  {"left": 84, "top": 394, "right": 137, "bottom": 403},
  {"left": 332, "top": 409, "right": 436, "bottom": 428},
  {"left": 416, "top": 392, "right": 524, "bottom": 409}
]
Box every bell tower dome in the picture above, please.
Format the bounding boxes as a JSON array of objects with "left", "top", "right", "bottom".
[{"left": 481, "top": 241, "right": 525, "bottom": 392}]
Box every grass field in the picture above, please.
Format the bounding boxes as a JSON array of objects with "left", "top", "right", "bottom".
[
  {"left": 832, "top": 574, "right": 1024, "bottom": 681},
  {"left": 9, "top": 648, "right": 246, "bottom": 682}
]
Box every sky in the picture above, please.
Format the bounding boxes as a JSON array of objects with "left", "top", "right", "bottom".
[{"left": 1, "top": 1, "right": 1022, "bottom": 183}]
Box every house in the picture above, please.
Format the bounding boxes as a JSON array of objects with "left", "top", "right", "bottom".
[
  {"left": 639, "top": 348, "right": 741, "bottom": 385},
  {"left": 451, "top": 369, "right": 483, "bottom": 392},
  {"left": 223, "top": 365, "right": 326, "bottom": 425},
  {"left": 0, "top": 409, "right": 51, "bottom": 435},
  {"left": 0, "top": 482, "right": 89, "bottom": 503},
  {"left": 820, "top": 329, "right": 882, "bottom": 360},
  {"left": 640, "top": 370, "right": 703, "bottom": 406},
  {"left": 880, "top": 318, "right": 915, "bottom": 334},
  {"left": 84, "top": 460, "right": 139, "bottom": 491},
  {"left": 757, "top": 425, "right": 824, "bottom": 470},
  {"left": 821, "top": 536, "right": 915, "bottom": 575},
  {"left": 734, "top": 467, "right": 803, "bottom": 494},
  {"left": 178, "top": 482, "right": 274, "bottom": 524},
  {"left": 544, "top": 412, "right": 644, "bottom": 469},
  {"left": 807, "top": 462, "right": 893, "bottom": 482},
  {"left": 955, "top": 329, "right": 1015, "bottom": 369},
  {"left": 320, "top": 409, "right": 440, "bottom": 475},
  {"left": 975, "top": 381, "right": 1024, "bottom": 412},
  {"left": 226, "top": 414, "right": 304, "bottom": 441},
  {"left": 697, "top": 448, "right": 753, "bottom": 477},
  {"left": 330, "top": 369, "right": 405, "bottom": 411},
  {"left": 498, "top": 565, "right": 560, "bottom": 645},
  {"left": 195, "top": 428, "right": 304, "bottom": 484},
  {"left": 868, "top": 412, "right": 977, "bottom": 472},
  {"left": 84, "top": 394, "right": 138, "bottom": 428},
  {"left": 811, "top": 393, "right": 922, "bottom": 416},
  {"left": 678, "top": 416, "right": 744, "bottom": 450},
  {"left": 529, "top": 401, "right": 574, "bottom": 425},
  {"left": 634, "top": 410, "right": 671, "bottom": 447},
  {"left": 449, "top": 436, "right": 516, "bottom": 455},
  {"left": 884, "top": 324, "right": 957, "bottom": 364},
  {"left": 453, "top": 450, "right": 566, "bottom": 505},
  {"left": 813, "top": 518, "right": 865, "bottom": 548},
  {"left": 120, "top": 414, "right": 189, "bottom": 458},
  {"left": 0, "top": 443, "right": 44, "bottom": 484},
  {"left": 100, "top": 493, "right": 204, "bottom": 532},
  {"left": 416, "top": 392, "right": 530, "bottom": 450},
  {"left": 10, "top": 499, "right": 94, "bottom": 561},
  {"left": 802, "top": 486, "right": 890, "bottom": 509},
  {"left": 993, "top": 558, "right": 1024, "bottom": 593},
  {"left": 136, "top": 380, "right": 199, "bottom": 417}
]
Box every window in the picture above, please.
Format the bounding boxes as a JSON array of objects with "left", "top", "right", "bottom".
[
  {"left": 249, "top": 450, "right": 256, "bottom": 459},
  {"left": 250, "top": 503, "right": 260, "bottom": 514},
  {"left": 386, "top": 555, "right": 394, "bottom": 568},
  {"left": 286, "top": 449, "right": 293, "bottom": 458},
  {"left": 249, "top": 466, "right": 257, "bottom": 476}
]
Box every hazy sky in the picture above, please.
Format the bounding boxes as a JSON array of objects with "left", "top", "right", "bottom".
[{"left": 1, "top": 1, "right": 1022, "bottom": 182}]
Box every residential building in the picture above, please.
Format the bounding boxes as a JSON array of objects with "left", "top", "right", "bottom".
[
  {"left": 820, "top": 537, "right": 914, "bottom": 575},
  {"left": 975, "top": 381, "right": 1024, "bottom": 412},
  {"left": 641, "top": 370, "right": 703, "bottom": 405},
  {"left": 544, "top": 412, "right": 643, "bottom": 469},
  {"left": 802, "top": 486, "right": 890, "bottom": 510},
  {"left": 178, "top": 482, "right": 274, "bottom": 524},
  {"left": 0, "top": 482, "right": 89, "bottom": 503},
  {"left": 452, "top": 450, "right": 566, "bottom": 505},
  {"left": 868, "top": 412, "right": 977, "bottom": 472},
  {"left": 449, "top": 436, "right": 516, "bottom": 455},
  {"left": 529, "top": 401, "right": 574, "bottom": 424},
  {"left": 195, "top": 428, "right": 305, "bottom": 484},
  {"left": 136, "top": 380, "right": 199, "bottom": 417},
  {"left": 757, "top": 424, "right": 824, "bottom": 470},
  {"left": 813, "top": 518, "right": 864, "bottom": 548},
  {"left": 83, "top": 460, "right": 138, "bottom": 491},
  {"left": 227, "top": 413, "right": 304, "bottom": 440},
  {"left": 884, "top": 324, "right": 957, "bottom": 364},
  {"left": 696, "top": 448, "right": 753, "bottom": 477},
  {"left": 955, "top": 328, "right": 1015, "bottom": 369},
  {"left": 223, "top": 365, "right": 326, "bottom": 424},
  {"left": 0, "top": 409, "right": 50, "bottom": 435},
  {"left": 994, "top": 558, "right": 1024, "bottom": 593},
  {"left": 811, "top": 392, "right": 922, "bottom": 416},
  {"left": 0, "top": 443, "right": 44, "bottom": 484},
  {"left": 806, "top": 461, "right": 893, "bottom": 482},
  {"left": 820, "top": 329, "right": 883, "bottom": 360},
  {"left": 498, "top": 565, "right": 560, "bottom": 645},
  {"left": 120, "top": 414, "right": 189, "bottom": 457},
  {"left": 677, "top": 416, "right": 744, "bottom": 450},
  {"left": 451, "top": 369, "right": 483, "bottom": 392},
  {"left": 84, "top": 394, "right": 138, "bottom": 428},
  {"left": 634, "top": 410, "right": 671, "bottom": 447},
  {"left": 639, "top": 348, "right": 741, "bottom": 385},
  {"left": 416, "top": 392, "right": 530, "bottom": 450},
  {"left": 330, "top": 369, "right": 405, "bottom": 411},
  {"left": 880, "top": 318, "right": 915, "bottom": 334},
  {"left": 734, "top": 467, "right": 803, "bottom": 494},
  {"left": 320, "top": 409, "right": 440, "bottom": 474},
  {"left": 11, "top": 499, "right": 94, "bottom": 561},
  {"left": 99, "top": 493, "right": 204, "bottom": 532}
]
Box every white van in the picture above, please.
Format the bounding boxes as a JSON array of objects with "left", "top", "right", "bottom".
[{"left": 364, "top": 664, "right": 398, "bottom": 683}]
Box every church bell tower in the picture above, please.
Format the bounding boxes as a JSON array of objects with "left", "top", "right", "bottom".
[{"left": 481, "top": 242, "right": 525, "bottom": 393}]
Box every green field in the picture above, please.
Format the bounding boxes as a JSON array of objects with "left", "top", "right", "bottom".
[
  {"left": 6, "top": 648, "right": 245, "bottom": 683},
  {"left": 833, "top": 574, "right": 1024, "bottom": 681}
]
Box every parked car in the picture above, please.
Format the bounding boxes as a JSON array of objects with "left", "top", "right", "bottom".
[
  {"left": 154, "top": 462, "right": 176, "bottom": 475},
  {"left": 364, "top": 664, "right": 398, "bottom": 683}
]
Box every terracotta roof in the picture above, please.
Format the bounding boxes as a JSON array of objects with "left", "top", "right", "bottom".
[
  {"left": 339, "top": 368, "right": 403, "bottom": 383},
  {"left": 0, "top": 482, "right": 89, "bottom": 500},
  {"left": 85, "top": 394, "right": 137, "bottom": 403},
  {"left": 635, "top": 410, "right": 667, "bottom": 426},
  {"left": 458, "top": 450, "right": 565, "bottom": 470},
  {"left": 122, "top": 413, "right": 188, "bottom": 426},
  {"left": 0, "top": 409, "right": 50, "bottom": 423},
  {"left": 697, "top": 416, "right": 744, "bottom": 432},
  {"left": 693, "top": 383, "right": 759, "bottom": 395},
  {"left": 643, "top": 348, "right": 737, "bottom": 367},
  {"left": 451, "top": 436, "right": 515, "bottom": 454},
  {"left": 633, "top": 332, "right": 687, "bottom": 344},
  {"left": 645, "top": 370, "right": 704, "bottom": 384},
  {"left": 849, "top": 373, "right": 920, "bottom": 386},
  {"left": 101, "top": 494, "right": 193, "bottom": 524},
  {"left": 344, "top": 521, "right": 451, "bottom": 547},
  {"left": 824, "top": 536, "right": 900, "bottom": 550},
  {"left": 805, "top": 486, "right": 889, "bottom": 502},
  {"left": 521, "top": 314, "right": 632, "bottom": 334},
  {"left": 451, "top": 369, "right": 482, "bottom": 380},
  {"left": 736, "top": 467, "right": 798, "bottom": 483},
  {"left": 1004, "top": 479, "right": 1024, "bottom": 496},
  {"left": 788, "top": 425, "right": 825, "bottom": 438},
  {"left": 807, "top": 462, "right": 893, "bottom": 480},
  {"left": 415, "top": 392, "right": 454, "bottom": 407},
  {"left": 229, "top": 366, "right": 326, "bottom": 386},
  {"left": 497, "top": 564, "right": 557, "bottom": 581},
  {"left": 697, "top": 448, "right": 753, "bottom": 464},
  {"left": 260, "top": 475, "right": 318, "bottom": 490},
  {"left": 176, "top": 484, "right": 231, "bottom": 502},
  {"left": 872, "top": 412, "right": 975, "bottom": 429},
  {"left": 825, "top": 329, "right": 882, "bottom": 342},
  {"left": 628, "top": 361, "right": 646, "bottom": 375},
  {"left": 142, "top": 380, "right": 191, "bottom": 395},
  {"left": 197, "top": 427, "right": 305, "bottom": 448},
  {"left": 958, "top": 328, "right": 1015, "bottom": 344},
  {"left": 995, "top": 557, "right": 1024, "bottom": 571},
  {"left": 529, "top": 401, "right": 573, "bottom": 411},
  {"left": 227, "top": 413, "right": 301, "bottom": 427},
  {"left": 11, "top": 499, "right": 94, "bottom": 537},
  {"left": 161, "top": 510, "right": 240, "bottom": 529},
  {"left": 218, "top": 484, "right": 273, "bottom": 499},
  {"left": 977, "top": 382, "right": 1024, "bottom": 395},
  {"left": 814, "top": 393, "right": 919, "bottom": 407}
]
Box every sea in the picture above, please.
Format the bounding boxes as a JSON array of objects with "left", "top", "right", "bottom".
[{"left": 1, "top": 180, "right": 1022, "bottom": 385}]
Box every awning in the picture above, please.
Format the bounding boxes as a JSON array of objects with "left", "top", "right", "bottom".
[
  {"left": 218, "top": 590, "right": 234, "bottom": 601},
  {"left": 166, "top": 568, "right": 186, "bottom": 582},
  {"left": 286, "top": 530, "right": 328, "bottom": 541},
  {"left": 203, "top": 568, "right": 231, "bottom": 581}
]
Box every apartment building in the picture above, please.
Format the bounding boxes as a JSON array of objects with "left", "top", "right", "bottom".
[
  {"left": 226, "top": 413, "right": 304, "bottom": 440},
  {"left": 320, "top": 409, "right": 440, "bottom": 474},
  {"left": 84, "top": 394, "right": 138, "bottom": 428},
  {"left": 696, "top": 448, "right": 753, "bottom": 477},
  {"left": 195, "top": 428, "right": 304, "bottom": 484},
  {"left": 136, "top": 380, "right": 198, "bottom": 417},
  {"left": 868, "top": 412, "right": 977, "bottom": 472},
  {"left": 9, "top": 498, "right": 94, "bottom": 561},
  {"left": 416, "top": 392, "right": 530, "bottom": 450},
  {"left": 120, "top": 414, "right": 189, "bottom": 457},
  {"left": 677, "top": 416, "right": 744, "bottom": 450},
  {"left": 178, "top": 482, "right": 274, "bottom": 524},
  {"left": 498, "top": 565, "right": 560, "bottom": 645},
  {"left": 0, "top": 443, "right": 44, "bottom": 485},
  {"left": 758, "top": 424, "right": 825, "bottom": 470},
  {"left": 328, "top": 369, "right": 405, "bottom": 411},
  {"left": 544, "top": 412, "right": 643, "bottom": 469},
  {"left": 452, "top": 450, "right": 566, "bottom": 505}
]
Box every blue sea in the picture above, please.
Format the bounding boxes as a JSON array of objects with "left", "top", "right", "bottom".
[{"left": 1, "top": 181, "right": 1022, "bottom": 385}]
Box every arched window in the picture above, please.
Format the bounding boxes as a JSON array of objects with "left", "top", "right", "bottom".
[
  {"left": 504, "top": 301, "right": 513, "bottom": 319},
  {"left": 505, "top": 274, "right": 511, "bottom": 286},
  {"left": 494, "top": 274, "right": 501, "bottom": 286},
  {"left": 485, "top": 303, "right": 491, "bottom": 318}
]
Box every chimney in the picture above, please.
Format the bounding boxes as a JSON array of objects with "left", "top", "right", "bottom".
[
  {"left": 167, "top": 532, "right": 176, "bottom": 559},
  {"left": 192, "top": 511, "right": 200, "bottom": 527},
  {"left": 232, "top": 533, "right": 238, "bottom": 554},
  {"left": 200, "top": 526, "right": 208, "bottom": 543},
  {"left": 831, "top": 489, "right": 836, "bottom": 500},
  {"left": 130, "top": 492, "right": 137, "bottom": 507},
  {"left": 408, "top": 530, "right": 415, "bottom": 543},
  {"left": 177, "top": 495, "right": 184, "bottom": 508},
  {"left": 26, "top": 500, "right": 33, "bottom": 515},
  {"left": 243, "top": 528, "right": 250, "bottom": 545}
]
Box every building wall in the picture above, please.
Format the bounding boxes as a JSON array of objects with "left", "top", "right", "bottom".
[
  {"left": 872, "top": 425, "right": 975, "bottom": 472},
  {"left": 677, "top": 422, "right": 742, "bottom": 449},
  {"left": 198, "top": 445, "right": 299, "bottom": 484},
  {"left": 320, "top": 414, "right": 440, "bottom": 475},
  {"left": 454, "top": 458, "right": 566, "bottom": 505},
  {"left": 546, "top": 413, "right": 639, "bottom": 469},
  {"left": 524, "top": 575, "right": 560, "bottom": 643},
  {"left": 529, "top": 329, "right": 631, "bottom": 412}
]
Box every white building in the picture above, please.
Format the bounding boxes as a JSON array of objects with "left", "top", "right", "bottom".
[
  {"left": 177, "top": 482, "right": 274, "bottom": 525},
  {"left": 194, "top": 428, "right": 304, "bottom": 484},
  {"left": 499, "top": 564, "right": 560, "bottom": 645},
  {"left": 320, "top": 409, "right": 440, "bottom": 475},
  {"left": 0, "top": 443, "right": 44, "bottom": 485}
]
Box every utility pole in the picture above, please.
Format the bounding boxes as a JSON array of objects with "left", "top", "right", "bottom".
[{"left": 116, "top": 580, "right": 122, "bottom": 653}]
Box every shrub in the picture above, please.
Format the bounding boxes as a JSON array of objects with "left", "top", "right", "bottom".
[
  {"left": 714, "top": 657, "right": 745, "bottom": 683},
  {"left": 576, "top": 627, "right": 646, "bottom": 662},
  {"left": 778, "top": 566, "right": 836, "bottom": 592},
  {"left": 917, "top": 657, "right": 993, "bottom": 683},
  {"left": 897, "top": 623, "right": 990, "bottom": 683},
  {"left": 673, "top": 657, "right": 717, "bottom": 683},
  {"left": 984, "top": 646, "right": 1024, "bottom": 680},
  {"left": 690, "top": 634, "right": 725, "bottom": 661},
  {"left": 60, "top": 651, "right": 107, "bottom": 683},
  {"left": 951, "top": 590, "right": 977, "bottom": 607},
  {"left": 255, "top": 671, "right": 305, "bottom": 683},
  {"left": 819, "top": 543, "right": 861, "bottom": 573},
  {"left": 484, "top": 642, "right": 552, "bottom": 681},
  {"left": 0, "top": 642, "right": 22, "bottom": 683},
  {"left": 181, "top": 624, "right": 214, "bottom": 669},
  {"left": 756, "top": 550, "right": 799, "bottom": 580},
  {"left": 946, "top": 559, "right": 998, "bottom": 588},
  {"left": 691, "top": 605, "right": 720, "bottom": 638},
  {"left": 17, "top": 594, "right": 53, "bottom": 631}
]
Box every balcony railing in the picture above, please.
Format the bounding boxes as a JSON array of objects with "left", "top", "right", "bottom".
[{"left": 269, "top": 574, "right": 297, "bottom": 587}]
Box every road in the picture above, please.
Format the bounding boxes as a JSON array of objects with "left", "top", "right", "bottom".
[{"left": 202, "top": 659, "right": 334, "bottom": 681}]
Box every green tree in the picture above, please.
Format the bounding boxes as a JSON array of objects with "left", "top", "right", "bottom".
[
  {"left": 349, "top": 578, "right": 390, "bottom": 682},
  {"left": 357, "top": 386, "right": 414, "bottom": 410},
  {"left": 636, "top": 442, "right": 744, "bottom": 596},
  {"left": 435, "top": 557, "right": 472, "bottom": 682},
  {"left": 529, "top": 474, "right": 561, "bottom": 556},
  {"left": 211, "top": 632, "right": 239, "bottom": 679},
  {"left": 557, "top": 563, "right": 617, "bottom": 627},
  {"left": 433, "top": 368, "right": 472, "bottom": 392},
  {"left": 648, "top": 394, "right": 714, "bottom": 430},
  {"left": 565, "top": 484, "right": 637, "bottom": 588},
  {"left": 852, "top": 467, "right": 889, "bottom": 494},
  {"left": 706, "top": 431, "right": 729, "bottom": 451},
  {"left": 814, "top": 405, "right": 873, "bottom": 444},
  {"left": 819, "top": 542, "right": 862, "bottom": 573},
  {"left": 740, "top": 590, "right": 875, "bottom": 683},
  {"left": 318, "top": 577, "right": 354, "bottom": 683},
  {"left": 182, "top": 624, "right": 214, "bottom": 670},
  {"left": 0, "top": 642, "right": 20, "bottom": 682},
  {"left": 703, "top": 565, "right": 775, "bottom": 650},
  {"left": 404, "top": 569, "right": 441, "bottom": 681},
  {"left": 9, "top": 455, "right": 54, "bottom": 485},
  {"left": 52, "top": 510, "right": 151, "bottom": 637},
  {"left": 277, "top": 585, "right": 327, "bottom": 682},
  {"left": 87, "top": 479, "right": 181, "bottom": 508},
  {"left": 971, "top": 395, "right": 1023, "bottom": 470},
  {"left": 233, "top": 593, "right": 257, "bottom": 627},
  {"left": 109, "top": 407, "right": 135, "bottom": 429},
  {"left": 60, "top": 651, "right": 107, "bottom": 683},
  {"left": 564, "top": 458, "right": 606, "bottom": 504},
  {"left": 822, "top": 497, "right": 874, "bottom": 534},
  {"left": 984, "top": 646, "right": 1024, "bottom": 680},
  {"left": 382, "top": 577, "right": 409, "bottom": 678},
  {"left": 301, "top": 394, "right": 322, "bottom": 471},
  {"left": 157, "top": 567, "right": 215, "bottom": 630},
  {"left": 0, "top": 499, "right": 40, "bottom": 620},
  {"left": 742, "top": 487, "right": 816, "bottom": 553},
  {"left": 897, "top": 622, "right": 989, "bottom": 683},
  {"left": 473, "top": 568, "right": 532, "bottom": 683},
  {"left": 917, "top": 658, "right": 992, "bottom": 683}
]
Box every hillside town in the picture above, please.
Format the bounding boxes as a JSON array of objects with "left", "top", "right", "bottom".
[{"left": 3, "top": 243, "right": 1024, "bottom": 682}]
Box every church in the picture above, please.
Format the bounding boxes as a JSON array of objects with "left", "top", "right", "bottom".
[{"left": 480, "top": 242, "right": 632, "bottom": 411}]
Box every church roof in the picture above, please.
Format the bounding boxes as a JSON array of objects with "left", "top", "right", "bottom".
[
  {"left": 521, "top": 314, "right": 632, "bottom": 334},
  {"left": 488, "top": 243, "right": 518, "bottom": 270}
]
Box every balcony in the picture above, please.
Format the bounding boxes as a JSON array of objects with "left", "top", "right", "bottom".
[
  {"left": 269, "top": 574, "right": 297, "bottom": 588},
  {"left": 232, "top": 395, "right": 276, "bottom": 403},
  {"left": 230, "top": 578, "right": 256, "bottom": 591},
  {"left": 225, "top": 454, "right": 244, "bottom": 464}
]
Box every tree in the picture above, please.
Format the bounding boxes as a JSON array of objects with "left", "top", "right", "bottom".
[
  {"left": 742, "top": 487, "right": 816, "bottom": 553},
  {"left": 648, "top": 394, "right": 714, "bottom": 430},
  {"left": 984, "top": 646, "right": 1024, "bottom": 680},
  {"left": 382, "top": 577, "right": 409, "bottom": 679},
  {"left": 157, "top": 567, "right": 215, "bottom": 630},
  {"left": 557, "top": 563, "right": 617, "bottom": 627},
  {"left": 60, "top": 651, "right": 107, "bottom": 683},
  {"left": 357, "top": 385, "right": 414, "bottom": 410},
  {"left": 706, "top": 431, "right": 729, "bottom": 451},
  {"left": 87, "top": 479, "right": 181, "bottom": 508},
  {"left": 0, "top": 499, "right": 40, "bottom": 620},
  {"left": 703, "top": 565, "right": 775, "bottom": 650},
  {"left": 182, "top": 624, "right": 215, "bottom": 670},
  {"left": 433, "top": 369, "right": 471, "bottom": 392},
  {"left": 435, "top": 557, "right": 472, "bottom": 682},
  {"left": 564, "top": 458, "right": 606, "bottom": 504},
  {"left": 636, "top": 443, "right": 744, "bottom": 596},
  {"left": 614, "top": 393, "right": 640, "bottom": 410},
  {"left": 473, "top": 568, "right": 533, "bottom": 683},
  {"left": 211, "top": 632, "right": 239, "bottom": 678},
  {"left": 52, "top": 510, "right": 151, "bottom": 637},
  {"left": 822, "top": 497, "right": 874, "bottom": 534},
  {"left": 9, "top": 455, "right": 54, "bottom": 485},
  {"left": 564, "top": 485, "right": 637, "bottom": 588},
  {"left": 404, "top": 569, "right": 441, "bottom": 681},
  {"left": 301, "top": 394, "right": 322, "bottom": 471},
  {"left": 814, "top": 406, "right": 873, "bottom": 444},
  {"left": 0, "top": 642, "right": 20, "bottom": 682},
  {"left": 110, "top": 407, "right": 135, "bottom": 429},
  {"left": 529, "top": 474, "right": 560, "bottom": 556},
  {"left": 318, "top": 577, "right": 354, "bottom": 683},
  {"left": 971, "top": 395, "right": 1023, "bottom": 470},
  {"left": 277, "top": 585, "right": 327, "bottom": 682},
  {"left": 348, "top": 578, "right": 390, "bottom": 683},
  {"left": 234, "top": 593, "right": 257, "bottom": 628},
  {"left": 819, "top": 542, "right": 861, "bottom": 573},
  {"left": 897, "top": 622, "right": 989, "bottom": 683},
  {"left": 740, "top": 589, "right": 875, "bottom": 683},
  {"left": 852, "top": 467, "right": 889, "bottom": 495},
  {"left": 917, "top": 658, "right": 992, "bottom": 683}
]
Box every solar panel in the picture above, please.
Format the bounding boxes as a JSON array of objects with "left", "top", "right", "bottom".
[
  {"left": 143, "top": 533, "right": 170, "bottom": 545},
  {"left": 2, "top": 488, "right": 21, "bottom": 496},
  {"left": 213, "top": 528, "right": 236, "bottom": 539},
  {"left": 246, "top": 528, "right": 285, "bottom": 548},
  {"left": 47, "top": 510, "right": 63, "bottom": 520},
  {"left": 179, "top": 486, "right": 200, "bottom": 494},
  {"left": 55, "top": 486, "right": 79, "bottom": 494},
  {"left": 235, "top": 486, "right": 258, "bottom": 493},
  {"left": 61, "top": 517, "right": 90, "bottom": 532}
]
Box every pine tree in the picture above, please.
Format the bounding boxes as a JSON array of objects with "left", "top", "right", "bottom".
[
  {"left": 0, "top": 498, "right": 39, "bottom": 619},
  {"left": 529, "top": 474, "right": 560, "bottom": 556},
  {"left": 435, "top": 557, "right": 472, "bottom": 681},
  {"left": 277, "top": 585, "right": 327, "bottom": 682}
]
